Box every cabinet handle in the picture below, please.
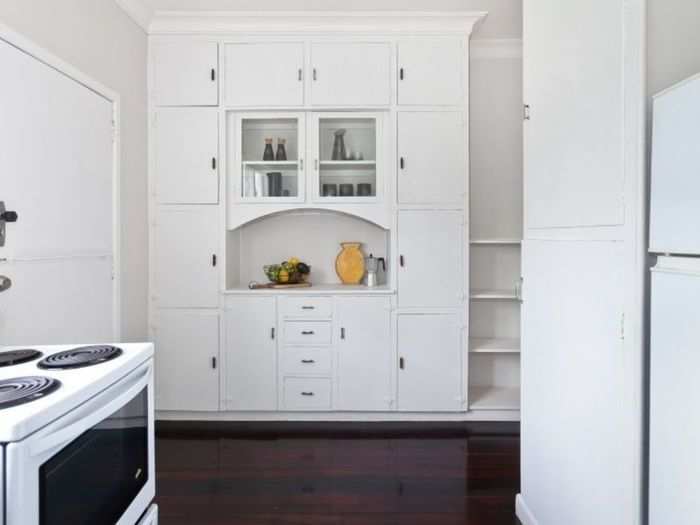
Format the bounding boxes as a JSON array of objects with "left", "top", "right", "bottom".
[
  {"left": 312, "top": 68, "right": 317, "bottom": 81},
  {"left": 301, "top": 391, "right": 315, "bottom": 396},
  {"left": 399, "top": 67, "right": 404, "bottom": 80},
  {"left": 301, "top": 359, "right": 315, "bottom": 364},
  {"left": 212, "top": 357, "right": 217, "bottom": 369},
  {"left": 399, "top": 357, "right": 405, "bottom": 370},
  {"left": 399, "top": 255, "right": 405, "bottom": 267},
  {"left": 298, "top": 68, "right": 303, "bottom": 81},
  {"left": 210, "top": 68, "right": 216, "bottom": 82},
  {"left": 399, "top": 157, "right": 405, "bottom": 170},
  {"left": 212, "top": 157, "right": 217, "bottom": 170},
  {"left": 301, "top": 305, "right": 315, "bottom": 310},
  {"left": 301, "top": 330, "right": 315, "bottom": 335},
  {"left": 212, "top": 254, "right": 217, "bottom": 267},
  {"left": 271, "top": 327, "right": 275, "bottom": 339},
  {"left": 340, "top": 327, "right": 346, "bottom": 340}
]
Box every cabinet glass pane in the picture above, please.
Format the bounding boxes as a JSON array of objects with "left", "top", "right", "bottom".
[
  {"left": 241, "top": 117, "right": 300, "bottom": 199},
  {"left": 318, "top": 117, "right": 376, "bottom": 199}
]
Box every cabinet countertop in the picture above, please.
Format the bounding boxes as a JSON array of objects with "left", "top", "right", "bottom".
[{"left": 223, "top": 284, "right": 396, "bottom": 296}]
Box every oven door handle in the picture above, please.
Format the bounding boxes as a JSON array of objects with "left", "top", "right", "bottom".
[{"left": 30, "top": 362, "right": 152, "bottom": 458}]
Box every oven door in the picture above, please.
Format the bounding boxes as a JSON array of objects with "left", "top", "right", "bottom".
[{"left": 6, "top": 360, "right": 155, "bottom": 525}]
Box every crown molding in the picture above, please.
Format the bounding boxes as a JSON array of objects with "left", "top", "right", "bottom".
[
  {"left": 115, "top": 0, "right": 153, "bottom": 31},
  {"left": 145, "top": 10, "right": 487, "bottom": 35},
  {"left": 470, "top": 38, "right": 523, "bottom": 60}
]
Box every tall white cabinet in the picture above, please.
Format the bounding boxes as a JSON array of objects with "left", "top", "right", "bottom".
[{"left": 148, "top": 12, "right": 521, "bottom": 422}]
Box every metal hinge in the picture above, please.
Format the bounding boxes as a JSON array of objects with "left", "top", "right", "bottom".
[{"left": 523, "top": 104, "right": 531, "bottom": 121}]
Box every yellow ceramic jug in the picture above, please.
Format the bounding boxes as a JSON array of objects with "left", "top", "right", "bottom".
[{"left": 335, "top": 242, "right": 365, "bottom": 284}]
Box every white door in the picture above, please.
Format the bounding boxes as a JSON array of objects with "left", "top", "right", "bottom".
[
  {"left": 154, "top": 309, "right": 219, "bottom": 411},
  {"left": 397, "top": 112, "right": 466, "bottom": 205},
  {"left": 152, "top": 41, "right": 218, "bottom": 106},
  {"left": 224, "top": 43, "right": 304, "bottom": 107},
  {"left": 0, "top": 37, "right": 116, "bottom": 345},
  {"left": 397, "top": 314, "right": 463, "bottom": 411},
  {"left": 649, "top": 258, "right": 700, "bottom": 525},
  {"left": 224, "top": 296, "right": 277, "bottom": 411},
  {"left": 310, "top": 42, "right": 392, "bottom": 106},
  {"left": 335, "top": 296, "right": 392, "bottom": 411},
  {"left": 154, "top": 108, "right": 219, "bottom": 204},
  {"left": 153, "top": 207, "right": 218, "bottom": 308},
  {"left": 397, "top": 38, "right": 465, "bottom": 106},
  {"left": 398, "top": 210, "right": 464, "bottom": 309}
]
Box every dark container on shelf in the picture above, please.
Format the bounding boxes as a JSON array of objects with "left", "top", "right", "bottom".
[
  {"left": 263, "top": 138, "right": 275, "bottom": 161},
  {"left": 357, "top": 183, "right": 372, "bottom": 196},
  {"left": 339, "top": 183, "right": 354, "bottom": 197},
  {"left": 267, "top": 172, "right": 282, "bottom": 197},
  {"left": 322, "top": 183, "right": 338, "bottom": 197},
  {"left": 275, "top": 138, "right": 287, "bottom": 161}
]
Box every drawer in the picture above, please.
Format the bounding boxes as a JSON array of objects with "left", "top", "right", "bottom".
[
  {"left": 283, "top": 321, "right": 332, "bottom": 345},
  {"left": 280, "top": 296, "right": 333, "bottom": 318},
  {"left": 283, "top": 377, "right": 332, "bottom": 410},
  {"left": 280, "top": 347, "right": 332, "bottom": 375}
]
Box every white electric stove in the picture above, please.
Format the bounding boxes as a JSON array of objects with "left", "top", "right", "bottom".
[{"left": 0, "top": 343, "right": 157, "bottom": 525}]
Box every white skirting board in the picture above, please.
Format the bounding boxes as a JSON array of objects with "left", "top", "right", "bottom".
[{"left": 516, "top": 494, "right": 539, "bottom": 525}]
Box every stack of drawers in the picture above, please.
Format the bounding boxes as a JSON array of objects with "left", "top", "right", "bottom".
[{"left": 278, "top": 296, "right": 334, "bottom": 410}]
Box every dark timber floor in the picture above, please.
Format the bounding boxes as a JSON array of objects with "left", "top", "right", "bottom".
[{"left": 155, "top": 422, "right": 521, "bottom": 525}]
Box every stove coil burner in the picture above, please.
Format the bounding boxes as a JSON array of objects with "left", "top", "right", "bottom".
[
  {"left": 0, "top": 349, "right": 43, "bottom": 368},
  {"left": 38, "top": 345, "right": 123, "bottom": 370},
  {"left": 0, "top": 376, "right": 61, "bottom": 409}
]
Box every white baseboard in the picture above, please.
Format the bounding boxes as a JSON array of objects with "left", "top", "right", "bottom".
[{"left": 516, "top": 494, "right": 539, "bottom": 525}]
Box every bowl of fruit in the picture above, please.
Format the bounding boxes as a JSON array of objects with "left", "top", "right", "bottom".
[{"left": 264, "top": 257, "right": 311, "bottom": 285}]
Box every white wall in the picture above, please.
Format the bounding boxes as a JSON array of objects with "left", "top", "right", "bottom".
[{"left": 0, "top": 0, "right": 149, "bottom": 341}]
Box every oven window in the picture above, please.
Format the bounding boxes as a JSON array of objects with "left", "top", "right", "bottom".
[{"left": 39, "top": 387, "right": 149, "bottom": 525}]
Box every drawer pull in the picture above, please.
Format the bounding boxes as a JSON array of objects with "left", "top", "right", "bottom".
[
  {"left": 301, "top": 306, "right": 315, "bottom": 310},
  {"left": 301, "top": 330, "right": 315, "bottom": 335},
  {"left": 301, "top": 359, "right": 315, "bottom": 364},
  {"left": 301, "top": 391, "right": 315, "bottom": 396}
]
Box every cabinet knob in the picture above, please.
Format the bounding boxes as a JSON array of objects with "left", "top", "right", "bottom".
[
  {"left": 301, "top": 391, "right": 315, "bottom": 396},
  {"left": 301, "top": 359, "right": 315, "bottom": 364},
  {"left": 301, "top": 330, "right": 315, "bottom": 335},
  {"left": 298, "top": 68, "right": 303, "bottom": 81},
  {"left": 301, "top": 305, "right": 315, "bottom": 310},
  {"left": 211, "top": 357, "right": 217, "bottom": 369},
  {"left": 312, "top": 68, "right": 317, "bottom": 81},
  {"left": 271, "top": 327, "right": 275, "bottom": 339},
  {"left": 340, "top": 327, "right": 346, "bottom": 340},
  {"left": 210, "top": 68, "right": 216, "bottom": 82},
  {"left": 399, "top": 157, "right": 405, "bottom": 170},
  {"left": 212, "top": 157, "right": 217, "bottom": 170},
  {"left": 399, "top": 67, "right": 404, "bottom": 81},
  {"left": 399, "top": 255, "right": 405, "bottom": 267},
  {"left": 399, "top": 357, "right": 405, "bottom": 370}
]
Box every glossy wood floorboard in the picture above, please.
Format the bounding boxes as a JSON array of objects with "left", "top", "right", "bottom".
[{"left": 156, "top": 427, "right": 520, "bottom": 525}]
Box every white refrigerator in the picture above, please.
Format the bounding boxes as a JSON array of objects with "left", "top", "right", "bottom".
[{"left": 648, "top": 72, "right": 700, "bottom": 525}]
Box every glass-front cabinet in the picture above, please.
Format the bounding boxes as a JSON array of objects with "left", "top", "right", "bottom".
[
  {"left": 233, "top": 113, "right": 305, "bottom": 203},
  {"left": 311, "top": 113, "right": 380, "bottom": 202}
]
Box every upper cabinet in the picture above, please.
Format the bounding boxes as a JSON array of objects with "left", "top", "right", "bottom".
[
  {"left": 152, "top": 41, "right": 219, "bottom": 106},
  {"left": 154, "top": 108, "right": 219, "bottom": 204},
  {"left": 310, "top": 42, "right": 392, "bottom": 106},
  {"left": 397, "top": 111, "right": 466, "bottom": 205},
  {"left": 224, "top": 43, "right": 305, "bottom": 107},
  {"left": 397, "top": 38, "right": 465, "bottom": 106}
]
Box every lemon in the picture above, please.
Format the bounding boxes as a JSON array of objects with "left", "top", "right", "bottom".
[{"left": 278, "top": 270, "right": 289, "bottom": 283}]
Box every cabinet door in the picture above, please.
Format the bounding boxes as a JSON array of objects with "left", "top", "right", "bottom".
[
  {"left": 152, "top": 41, "right": 218, "bottom": 106},
  {"left": 153, "top": 207, "right": 219, "bottom": 308},
  {"left": 154, "top": 309, "right": 219, "bottom": 411},
  {"left": 398, "top": 314, "right": 464, "bottom": 411},
  {"left": 224, "top": 43, "right": 304, "bottom": 107},
  {"left": 154, "top": 108, "right": 219, "bottom": 204},
  {"left": 336, "top": 296, "right": 393, "bottom": 411},
  {"left": 397, "top": 38, "right": 464, "bottom": 106},
  {"left": 224, "top": 296, "right": 277, "bottom": 411},
  {"left": 397, "top": 112, "right": 466, "bottom": 204},
  {"left": 398, "top": 210, "right": 464, "bottom": 309},
  {"left": 310, "top": 42, "right": 391, "bottom": 106}
]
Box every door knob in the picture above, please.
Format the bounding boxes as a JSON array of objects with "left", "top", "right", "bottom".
[
  {"left": 0, "top": 211, "right": 17, "bottom": 222},
  {"left": 0, "top": 201, "right": 19, "bottom": 247},
  {"left": 0, "top": 275, "right": 12, "bottom": 293}
]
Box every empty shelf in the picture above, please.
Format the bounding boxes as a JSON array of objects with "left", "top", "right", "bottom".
[
  {"left": 469, "top": 386, "right": 520, "bottom": 411},
  {"left": 470, "top": 289, "right": 519, "bottom": 300},
  {"left": 470, "top": 337, "right": 520, "bottom": 354},
  {"left": 470, "top": 239, "right": 522, "bottom": 246}
]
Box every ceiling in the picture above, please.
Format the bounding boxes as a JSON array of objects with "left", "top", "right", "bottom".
[{"left": 122, "top": 0, "right": 521, "bottom": 38}]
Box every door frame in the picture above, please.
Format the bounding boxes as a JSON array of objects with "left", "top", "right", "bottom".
[{"left": 0, "top": 23, "right": 122, "bottom": 339}]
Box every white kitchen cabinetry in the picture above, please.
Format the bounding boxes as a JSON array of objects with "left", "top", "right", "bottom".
[
  {"left": 152, "top": 41, "right": 218, "bottom": 106},
  {"left": 397, "top": 314, "right": 464, "bottom": 411},
  {"left": 224, "top": 296, "right": 278, "bottom": 411},
  {"left": 397, "top": 111, "right": 466, "bottom": 205},
  {"left": 153, "top": 207, "right": 219, "bottom": 308},
  {"left": 398, "top": 210, "right": 464, "bottom": 309},
  {"left": 154, "top": 108, "right": 219, "bottom": 204},
  {"left": 155, "top": 309, "right": 220, "bottom": 411},
  {"left": 335, "top": 296, "right": 393, "bottom": 411},
  {"left": 310, "top": 42, "right": 392, "bottom": 107},
  {"left": 397, "top": 38, "right": 464, "bottom": 106},
  {"left": 224, "top": 43, "right": 304, "bottom": 107}
]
